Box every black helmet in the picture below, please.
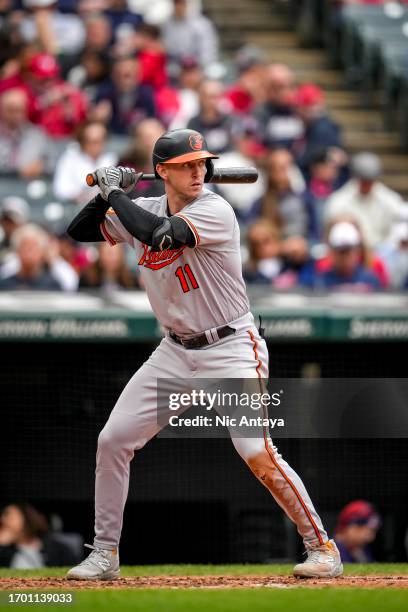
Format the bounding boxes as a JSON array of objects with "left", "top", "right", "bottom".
[{"left": 152, "top": 128, "right": 218, "bottom": 180}]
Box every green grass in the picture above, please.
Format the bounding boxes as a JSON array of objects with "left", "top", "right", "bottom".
[
  {"left": 0, "top": 588, "right": 408, "bottom": 612},
  {"left": 1, "top": 565, "right": 407, "bottom": 612},
  {"left": 0, "top": 563, "right": 407, "bottom": 578},
  {"left": 36, "top": 589, "right": 408, "bottom": 612}
]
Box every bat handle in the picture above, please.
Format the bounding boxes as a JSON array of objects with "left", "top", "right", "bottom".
[
  {"left": 86, "top": 172, "right": 97, "bottom": 187},
  {"left": 86, "top": 169, "right": 142, "bottom": 188}
]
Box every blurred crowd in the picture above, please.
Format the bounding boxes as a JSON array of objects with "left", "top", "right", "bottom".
[
  {"left": 334, "top": 499, "right": 382, "bottom": 564},
  {"left": 0, "top": 503, "right": 82, "bottom": 567},
  {"left": 0, "top": 498, "right": 389, "bottom": 567},
  {"left": 1, "top": 0, "right": 408, "bottom": 293}
]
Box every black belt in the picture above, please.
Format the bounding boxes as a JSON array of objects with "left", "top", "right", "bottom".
[{"left": 169, "top": 325, "right": 235, "bottom": 349}]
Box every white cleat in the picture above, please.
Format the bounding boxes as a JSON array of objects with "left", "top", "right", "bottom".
[
  {"left": 293, "top": 539, "right": 343, "bottom": 578},
  {"left": 66, "top": 544, "right": 120, "bottom": 580}
]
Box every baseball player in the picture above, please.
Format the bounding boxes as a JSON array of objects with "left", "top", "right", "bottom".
[{"left": 65, "top": 128, "right": 342, "bottom": 580}]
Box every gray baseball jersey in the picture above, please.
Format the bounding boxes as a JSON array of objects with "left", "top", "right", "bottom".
[{"left": 100, "top": 188, "right": 250, "bottom": 335}]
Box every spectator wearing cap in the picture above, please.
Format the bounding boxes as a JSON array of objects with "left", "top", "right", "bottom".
[
  {"left": 0, "top": 88, "right": 48, "bottom": 178},
  {"left": 187, "top": 80, "right": 234, "bottom": 154},
  {"left": 315, "top": 217, "right": 389, "bottom": 288},
  {"left": 293, "top": 83, "right": 343, "bottom": 170},
  {"left": 334, "top": 500, "right": 381, "bottom": 563},
  {"left": 299, "top": 220, "right": 381, "bottom": 290},
  {"left": 213, "top": 116, "right": 266, "bottom": 216},
  {"left": 225, "top": 44, "right": 266, "bottom": 115},
  {"left": 23, "top": 53, "right": 88, "bottom": 138},
  {"left": 241, "top": 148, "right": 308, "bottom": 237},
  {"left": 254, "top": 63, "right": 304, "bottom": 150},
  {"left": 0, "top": 224, "right": 63, "bottom": 290},
  {"left": 168, "top": 57, "right": 202, "bottom": 130},
  {"left": 53, "top": 121, "right": 117, "bottom": 205},
  {"left": 93, "top": 55, "right": 156, "bottom": 135},
  {"left": 161, "top": 0, "right": 219, "bottom": 69},
  {"left": 325, "top": 152, "right": 408, "bottom": 249}
]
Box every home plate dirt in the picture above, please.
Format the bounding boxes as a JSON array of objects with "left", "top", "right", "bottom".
[{"left": 1, "top": 576, "right": 408, "bottom": 589}]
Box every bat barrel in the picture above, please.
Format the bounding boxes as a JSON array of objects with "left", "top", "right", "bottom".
[{"left": 208, "top": 167, "right": 258, "bottom": 184}]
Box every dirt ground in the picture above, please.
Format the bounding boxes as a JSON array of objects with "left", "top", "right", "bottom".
[{"left": 1, "top": 575, "right": 407, "bottom": 589}]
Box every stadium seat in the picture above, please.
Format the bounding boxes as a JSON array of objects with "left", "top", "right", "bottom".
[
  {"left": 340, "top": 4, "right": 407, "bottom": 82},
  {"left": 396, "top": 73, "right": 408, "bottom": 151},
  {"left": 378, "top": 41, "right": 408, "bottom": 128},
  {"left": 356, "top": 23, "right": 408, "bottom": 102},
  {"left": 0, "top": 176, "right": 76, "bottom": 233}
]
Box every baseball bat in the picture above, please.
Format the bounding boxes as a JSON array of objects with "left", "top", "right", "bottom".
[{"left": 86, "top": 167, "right": 258, "bottom": 187}]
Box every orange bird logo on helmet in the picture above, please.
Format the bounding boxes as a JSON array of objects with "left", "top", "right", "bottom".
[{"left": 189, "top": 134, "right": 204, "bottom": 151}]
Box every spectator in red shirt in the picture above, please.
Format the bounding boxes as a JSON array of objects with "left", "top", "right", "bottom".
[
  {"left": 225, "top": 44, "right": 266, "bottom": 115},
  {"left": 134, "top": 24, "right": 168, "bottom": 91},
  {"left": 16, "top": 53, "right": 88, "bottom": 139},
  {"left": 27, "top": 54, "right": 88, "bottom": 138},
  {"left": 134, "top": 24, "right": 180, "bottom": 127}
]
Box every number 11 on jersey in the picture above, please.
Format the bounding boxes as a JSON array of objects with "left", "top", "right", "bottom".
[{"left": 175, "top": 265, "right": 199, "bottom": 293}]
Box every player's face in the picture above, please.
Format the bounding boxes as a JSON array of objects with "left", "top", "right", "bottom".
[{"left": 158, "top": 159, "right": 207, "bottom": 201}]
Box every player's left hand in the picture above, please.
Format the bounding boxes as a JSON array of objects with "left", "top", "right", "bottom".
[
  {"left": 95, "top": 166, "right": 124, "bottom": 201},
  {"left": 117, "top": 167, "right": 143, "bottom": 192}
]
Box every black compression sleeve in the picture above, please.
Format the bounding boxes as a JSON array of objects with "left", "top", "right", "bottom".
[
  {"left": 107, "top": 190, "right": 162, "bottom": 245},
  {"left": 107, "top": 190, "right": 195, "bottom": 248},
  {"left": 66, "top": 195, "right": 110, "bottom": 242}
]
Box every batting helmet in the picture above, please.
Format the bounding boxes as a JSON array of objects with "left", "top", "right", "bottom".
[{"left": 152, "top": 129, "right": 218, "bottom": 180}]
